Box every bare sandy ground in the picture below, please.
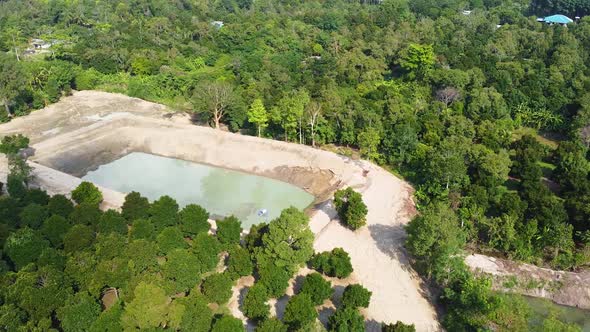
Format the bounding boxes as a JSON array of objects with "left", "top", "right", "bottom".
[{"left": 0, "top": 91, "right": 440, "bottom": 331}]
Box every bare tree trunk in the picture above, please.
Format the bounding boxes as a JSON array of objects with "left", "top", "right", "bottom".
[
  {"left": 258, "top": 125, "right": 261, "bottom": 137},
  {"left": 299, "top": 117, "right": 302, "bottom": 144},
  {"left": 3, "top": 100, "right": 11, "bottom": 118}
]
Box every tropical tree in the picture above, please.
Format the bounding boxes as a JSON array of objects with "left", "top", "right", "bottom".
[
  {"left": 0, "top": 53, "right": 26, "bottom": 117},
  {"left": 192, "top": 81, "right": 237, "bottom": 129},
  {"left": 248, "top": 99, "right": 268, "bottom": 137}
]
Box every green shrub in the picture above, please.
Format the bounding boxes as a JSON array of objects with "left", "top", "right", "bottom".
[
  {"left": 23, "top": 189, "right": 50, "bottom": 205},
  {"left": 258, "top": 262, "right": 291, "bottom": 298},
  {"left": 283, "top": 293, "right": 318, "bottom": 330},
  {"left": 192, "top": 233, "right": 221, "bottom": 271},
  {"left": 163, "top": 249, "right": 202, "bottom": 293},
  {"left": 241, "top": 282, "right": 269, "bottom": 321},
  {"left": 121, "top": 191, "right": 150, "bottom": 221},
  {"left": 69, "top": 202, "right": 102, "bottom": 227},
  {"left": 0, "top": 134, "right": 29, "bottom": 154},
  {"left": 176, "top": 292, "right": 213, "bottom": 332},
  {"left": 310, "top": 247, "right": 353, "bottom": 278},
  {"left": 227, "top": 246, "right": 253, "bottom": 279},
  {"left": 129, "top": 219, "right": 155, "bottom": 240},
  {"left": 341, "top": 284, "right": 371, "bottom": 308},
  {"left": 179, "top": 204, "right": 210, "bottom": 237},
  {"left": 19, "top": 203, "right": 48, "bottom": 229},
  {"left": 71, "top": 182, "right": 103, "bottom": 206},
  {"left": 7, "top": 174, "right": 26, "bottom": 200},
  {"left": 327, "top": 306, "right": 365, "bottom": 332},
  {"left": 149, "top": 195, "right": 179, "bottom": 231},
  {"left": 334, "top": 187, "right": 367, "bottom": 230},
  {"left": 47, "top": 194, "right": 74, "bottom": 218},
  {"left": 156, "top": 226, "right": 188, "bottom": 254},
  {"left": 4, "top": 228, "right": 49, "bottom": 269},
  {"left": 216, "top": 215, "right": 242, "bottom": 245},
  {"left": 202, "top": 273, "right": 233, "bottom": 304},
  {"left": 300, "top": 273, "right": 333, "bottom": 305},
  {"left": 244, "top": 222, "right": 269, "bottom": 253},
  {"left": 97, "top": 210, "right": 128, "bottom": 235},
  {"left": 382, "top": 321, "right": 416, "bottom": 332},
  {"left": 63, "top": 224, "right": 95, "bottom": 253},
  {"left": 56, "top": 292, "right": 101, "bottom": 332},
  {"left": 211, "top": 315, "right": 244, "bottom": 332},
  {"left": 41, "top": 215, "right": 71, "bottom": 247},
  {"left": 75, "top": 68, "right": 103, "bottom": 90},
  {"left": 255, "top": 318, "right": 287, "bottom": 332}
]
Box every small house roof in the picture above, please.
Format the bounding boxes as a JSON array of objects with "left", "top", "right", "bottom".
[{"left": 544, "top": 14, "right": 573, "bottom": 24}]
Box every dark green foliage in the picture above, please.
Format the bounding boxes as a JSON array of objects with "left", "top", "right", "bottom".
[
  {"left": 37, "top": 247, "right": 66, "bottom": 269},
  {"left": 244, "top": 222, "right": 268, "bottom": 253},
  {"left": 382, "top": 321, "right": 416, "bottom": 332},
  {"left": 0, "top": 304, "right": 27, "bottom": 330},
  {"left": 149, "top": 195, "right": 179, "bottom": 231},
  {"left": 18, "top": 203, "right": 47, "bottom": 229},
  {"left": 201, "top": 272, "right": 233, "bottom": 304},
  {"left": 57, "top": 292, "right": 101, "bottom": 332},
  {"left": 341, "top": 284, "right": 372, "bottom": 308},
  {"left": 98, "top": 209, "right": 128, "bottom": 235},
  {"left": 0, "top": 196, "right": 20, "bottom": 226},
  {"left": 241, "top": 282, "right": 269, "bottom": 321},
  {"left": 126, "top": 239, "right": 158, "bottom": 274},
  {"left": 283, "top": 293, "right": 318, "bottom": 330},
  {"left": 216, "top": 215, "right": 242, "bottom": 245},
  {"left": 163, "top": 249, "right": 202, "bottom": 293},
  {"left": 227, "top": 245, "right": 253, "bottom": 279},
  {"left": 256, "top": 318, "right": 288, "bottom": 332},
  {"left": 0, "top": 134, "right": 29, "bottom": 154},
  {"left": 258, "top": 262, "right": 292, "bottom": 298},
  {"left": 23, "top": 189, "right": 50, "bottom": 206},
  {"left": 156, "top": 226, "right": 188, "bottom": 254},
  {"left": 41, "top": 215, "right": 70, "bottom": 247},
  {"left": 7, "top": 174, "right": 26, "bottom": 200},
  {"left": 211, "top": 315, "right": 244, "bottom": 332},
  {"left": 89, "top": 301, "right": 124, "bottom": 332},
  {"left": 177, "top": 292, "right": 213, "bottom": 332},
  {"left": 129, "top": 219, "right": 155, "bottom": 241},
  {"left": 4, "top": 228, "right": 49, "bottom": 269},
  {"left": 310, "top": 247, "right": 353, "bottom": 278},
  {"left": 300, "top": 273, "right": 333, "bottom": 305},
  {"left": 121, "top": 191, "right": 150, "bottom": 221},
  {"left": 71, "top": 182, "right": 103, "bottom": 206},
  {"left": 192, "top": 232, "right": 222, "bottom": 271},
  {"left": 47, "top": 194, "right": 74, "bottom": 218},
  {"left": 334, "top": 187, "right": 368, "bottom": 230},
  {"left": 69, "top": 202, "right": 102, "bottom": 227},
  {"left": 63, "top": 224, "right": 94, "bottom": 253},
  {"left": 327, "top": 306, "right": 365, "bottom": 332},
  {"left": 179, "top": 203, "right": 210, "bottom": 237}
]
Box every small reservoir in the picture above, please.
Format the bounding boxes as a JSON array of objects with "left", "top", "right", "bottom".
[
  {"left": 525, "top": 296, "right": 590, "bottom": 331},
  {"left": 82, "top": 152, "right": 315, "bottom": 228}
]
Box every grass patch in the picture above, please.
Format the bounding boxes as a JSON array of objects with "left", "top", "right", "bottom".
[{"left": 512, "top": 127, "right": 560, "bottom": 150}]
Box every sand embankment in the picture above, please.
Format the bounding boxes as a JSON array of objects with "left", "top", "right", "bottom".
[{"left": 0, "top": 91, "right": 440, "bottom": 331}]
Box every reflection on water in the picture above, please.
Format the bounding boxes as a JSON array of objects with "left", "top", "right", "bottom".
[
  {"left": 525, "top": 296, "right": 590, "bottom": 331},
  {"left": 82, "top": 152, "right": 315, "bottom": 228}
]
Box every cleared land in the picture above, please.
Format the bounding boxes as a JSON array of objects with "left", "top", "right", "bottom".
[{"left": 0, "top": 91, "right": 440, "bottom": 331}]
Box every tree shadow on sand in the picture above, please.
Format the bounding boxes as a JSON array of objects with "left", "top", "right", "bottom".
[{"left": 368, "top": 223, "right": 412, "bottom": 272}]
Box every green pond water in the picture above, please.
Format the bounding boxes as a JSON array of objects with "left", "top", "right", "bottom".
[
  {"left": 525, "top": 296, "right": 590, "bottom": 331},
  {"left": 82, "top": 152, "right": 315, "bottom": 228}
]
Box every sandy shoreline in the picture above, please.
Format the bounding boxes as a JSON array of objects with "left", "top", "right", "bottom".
[{"left": 0, "top": 91, "right": 441, "bottom": 331}]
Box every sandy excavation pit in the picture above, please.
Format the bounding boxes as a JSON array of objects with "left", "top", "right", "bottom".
[{"left": 0, "top": 91, "right": 441, "bottom": 331}]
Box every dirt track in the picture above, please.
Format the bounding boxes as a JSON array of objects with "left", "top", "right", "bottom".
[{"left": 0, "top": 91, "right": 440, "bottom": 331}]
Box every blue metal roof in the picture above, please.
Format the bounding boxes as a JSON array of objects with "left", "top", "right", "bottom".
[{"left": 544, "top": 14, "right": 573, "bottom": 24}]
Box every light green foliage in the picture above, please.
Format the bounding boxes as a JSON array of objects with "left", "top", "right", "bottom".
[
  {"left": 4, "top": 228, "right": 49, "bottom": 269},
  {"left": 399, "top": 44, "right": 435, "bottom": 79},
  {"left": 126, "top": 239, "right": 158, "bottom": 274},
  {"left": 256, "top": 207, "right": 314, "bottom": 272},
  {"left": 241, "top": 282, "right": 269, "bottom": 321},
  {"left": 270, "top": 90, "right": 310, "bottom": 142},
  {"left": 0, "top": 134, "right": 29, "bottom": 154},
  {"left": 300, "top": 273, "right": 333, "bottom": 305},
  {"left": 57, "top": 292, "right": 101, "bottom": 332},
  {"left": 248, "top": 98, "right": 269, "bottom": 136},
  {"left": 0, "top": 304, "right": 27, "bottom": 331},
  {"left": 334, "top": 187, "right": 368, "bottom": 230},
  {"left": 71, "top": 182, "right": 103, "bottom": 206},
  {"left": 357, "top": 127, "right": 382, "bottom": 161},
  {"left": 156, "top": 226, "right": 188, "bottom": 254},
  {"left": 327, "top": 306, "right": 365, "bottom": 332},
  {"left": 216, "top": 215, "right": 242, "bottom": 246},
  {"left": 122, "top": 282, "right": 171, "bottom": 330},
  {"left": 121, "top": 191, "right": 150, "bottom": 221},
  {"left": 227, "top": 245, "right": 254, "bottom": 279},
  {"left": 179, "top": 204, "right": 210, "bottom": 237},
  {"left": 63, "top": 224, "right": 94, "bottom": 253},
  {"left": 283, "top": 293, "right": 318, "bottom": 330},
  {"left": 149, "top": 195, "right": 179, "bottom": 231},
  {"left": 89, "top": 301, "right": 124, "bottom": 332},
  {"left": 201, "top": 272, "right": 233, "bottom": 304},
  {"left": 176, "top": 292, "right": 213, "bottom": 332},
  {"left": 41, "top": 214, "right": 71, "bottom": 247},
  {"left": 18, "top": 203, "right": 47, "bottom": 229},
  {"left": 0, "top": 54, "right": 26, "bottom": 117},
  {"left": 256, "top": 318, "right": 288, "bottom": 332},
  {"left": 341, "top": 284, "right": 372, "bottom": 308},
  {"left": 382, "top": 321, "right": 416, "bottom": 332},
  {"left": 310, "top": 248, "right": 353, "bottom": 278},
  {"left": 47, "top": 194, "right": 74, "bottom": 218},
  {"left": 211, "top": 315, "right": 245, "bottom": 332}
]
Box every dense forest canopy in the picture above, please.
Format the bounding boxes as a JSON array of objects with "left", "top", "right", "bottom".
[{"left": 1, "top": 0, "right": 590, "bottom": 330}]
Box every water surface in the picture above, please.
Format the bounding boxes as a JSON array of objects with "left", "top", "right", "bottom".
[
  {"left": 82, "top": 152, "right": 314, "bottom": 228},
  {"left": 525, "top": 296, "right": 590, "bottom": 331}
]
